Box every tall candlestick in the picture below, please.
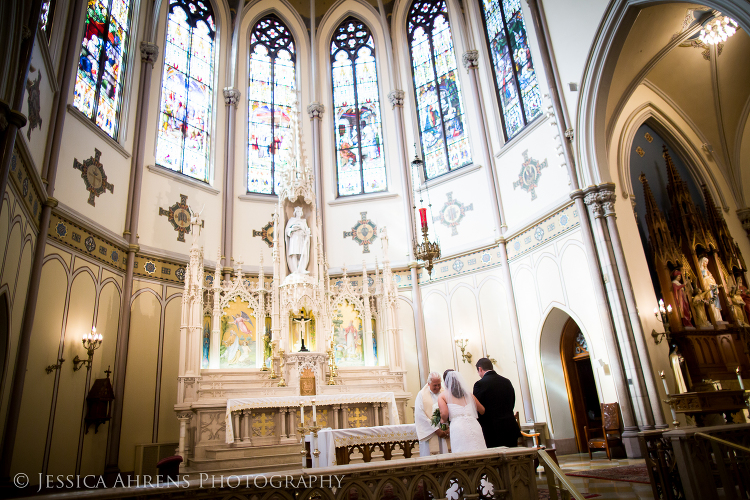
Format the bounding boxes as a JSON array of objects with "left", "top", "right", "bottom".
[
  {"left": 660, "top": 371, "right": 679, "bottom": 425},
  {"left": 738, "top": 367, "right": 745, "bottom": 391},
  {"left": 300, "top": 402, "right": 305, "bottom": 425},
  {"left": 419, "top": 208, "right": 427, "bottom": 228},
  {"left": 312, "top": 399, "right": 316, "bottom": 423}
]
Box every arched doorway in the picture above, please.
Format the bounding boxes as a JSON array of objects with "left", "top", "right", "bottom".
[{"left": 560, "top": 318, "right": 601, "bottom": 452}]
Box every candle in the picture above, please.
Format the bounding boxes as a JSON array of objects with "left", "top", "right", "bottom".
[
  {"left": 661, "top": 371, "right": 679, "bottom": 425},
  {"left": 300, "top": 402, "right": 305, "bottom": 425},
  {"left": 312, "top": 399, "right": 316, "bottom": 423},
  {"left": 419, "top": 208, "right": 427, "bottom": 228},
  {"left": 738, "top": 367, "right": 745, "bottom": 391},
  {"left": 660, "top": 371, "right": 669, "bottom": 394}
]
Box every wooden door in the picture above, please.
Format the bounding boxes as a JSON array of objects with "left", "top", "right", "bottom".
[{"left": 561, "top": 319, "right": 601, "bottom": 452}]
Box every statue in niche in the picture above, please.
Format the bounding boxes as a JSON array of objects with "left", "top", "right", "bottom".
[
  {"left": 737, "top": 277, "right": 750, "bottom": 323},
  {"left": 671, "top": 269, "right": 693, "bottom": 327},
  {"left": 687, "top": 277, "right": 711, "bottom": 329},
  {"left": 729, "top": 278, "right": 749, "bottom": 326},
  {"left": 285, "top": 206, "right": 311, "bottom": 275},
  {"left": 698, "top": 257, "right": 723, "bottom": 322}
]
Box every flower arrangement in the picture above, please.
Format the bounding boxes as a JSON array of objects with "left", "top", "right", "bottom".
[{"left": 430, "top": 408, "right": 449, "bottom": 430}]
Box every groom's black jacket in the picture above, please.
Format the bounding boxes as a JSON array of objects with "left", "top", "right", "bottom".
[{"left": 473, "top": 370, "right": 522, "bottom": 448}]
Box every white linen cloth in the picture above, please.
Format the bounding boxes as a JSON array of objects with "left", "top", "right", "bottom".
[
  {"left": 225, "top": 392, "right": 399, "bottom": 443},
  {"left": 307, "top": 424, "right": 418, "bottom": 467}
]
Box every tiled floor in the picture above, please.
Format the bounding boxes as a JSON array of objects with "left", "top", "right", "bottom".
[{"left": 537, "top": 452, "right": 654, "bottom": 499}]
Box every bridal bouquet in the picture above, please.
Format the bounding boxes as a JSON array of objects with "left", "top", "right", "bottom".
[{"left": 430, "top": 408, "right": 449, "bottom": 430}]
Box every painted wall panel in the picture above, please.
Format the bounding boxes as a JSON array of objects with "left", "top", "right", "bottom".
[
  {"left": 397, "top": 297, "right": 419, "bottom": 424},
  {"left": 449, "top": 286, "right": 481, "bottom": 385},
  {"left": 157, "top": 298, "right": 181, "bottom": 443},
  {"left": 423, "top": 293, "right": 454, "bottom": 374}
]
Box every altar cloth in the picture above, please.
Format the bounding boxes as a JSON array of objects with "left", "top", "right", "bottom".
[
  {"left": 307, "top": 423, "right": 418, "bottom": 467},
  {"left": 225, "top": 392, "right": 400, "bottom": 443}
]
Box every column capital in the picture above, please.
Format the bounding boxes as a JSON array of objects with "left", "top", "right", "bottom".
[
  {"left": 596, "top": 183, "right": 617, "bottom": 217},
  {"left": 307, "top": 102, "right": 325, "bottom": 118},
  {"left": 388, "top": 90, "right": 405, "bottom": 108},
  {"left": 223, "top": 88, "right": 241, "bottom": 108},
  {"left": 462, "top": 50, "right": 479, "bottom": 70},
  {"left": 140, "top": 42, "right": 159, "bottom": 67},
  {"left": 176, "top": 412, "right": 193, "bottom": 421},
  {"left": 583, "top": 191, "right": 605, "bottom": 218}
]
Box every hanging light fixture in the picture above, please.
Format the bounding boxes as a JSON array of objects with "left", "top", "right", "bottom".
[
  {"left": 411, "top": 151, "right": 441, "bottom": 277},
  {"left": 699, "top": 15, "right": 739, "bottom": 45}
]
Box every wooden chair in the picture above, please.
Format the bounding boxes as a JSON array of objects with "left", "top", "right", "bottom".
[{"left": 584, "top": 402, "right": 622, "bottom": 460}]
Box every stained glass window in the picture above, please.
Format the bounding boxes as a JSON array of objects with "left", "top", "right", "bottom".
[
  {"left": 407, "top": 0, "right": 471, "bottom": 180},
  {"left": 73, "top": 0, "right": 132, "bottom": 139},
  {"left": 479, "top": 0, "right": 541, "bottom": 139},
  {"left": 156, "top": 0, "right": 216, "bottom": 182},
  {"left": 247, "top": 15, "right": 296, "bottom": 195},
  {"left": 331, "top": 17, "right": 386, "bottom": 197},
  {"left": 40, "top": 0, "right": 57, "bottom": 40}
]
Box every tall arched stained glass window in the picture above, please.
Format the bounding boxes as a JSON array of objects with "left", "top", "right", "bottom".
[
  {"left": 479, "top": 0, "right": 541, "bottom": 139},
  {"left": 73, "top": 0, "right": 133, "bottom": 139},
  {"left": 331, "top": 17, "right": 386, "bottom": 197},
  {"left": 156, "top": 0, "right": 216, "bottom": 182},
  {"left": 247, "top": 15, "right": 296, "bottom": 195},
  {"left": 408, "top": 0, "right": 471, "bottom": 180}
]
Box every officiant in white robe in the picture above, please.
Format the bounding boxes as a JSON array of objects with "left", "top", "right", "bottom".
[{"left": 415, "top": 372, "right": 450, "bottom": 456}]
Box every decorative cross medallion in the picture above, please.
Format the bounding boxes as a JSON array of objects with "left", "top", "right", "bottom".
[
  {"left": 512, "top": 150, "right": 548, "bottom": 200},
  {"left": 253, "top": 220, "right": 275, "bottom": 247},
  {"left": 343, "top": 212, "right": 377, "bottom": 253},
  {"left": 73, "top": 149, "right": 114, "bottom": 206},
  {"left": 433, "top": 191, "right": 473, "bottom": 236},
  {"left": 159, "top": 194, "right": 192, "bottom": 242},
  {"left": 251, "top": 412, "right": 276, "bottom": 437},
  {"left": 348, "top": 407, "right": 369, "bottom": 428}
]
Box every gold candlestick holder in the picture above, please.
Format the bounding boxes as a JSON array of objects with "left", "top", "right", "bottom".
[
  {"left": 277, "top": 348, "right": 286, "bottom": 387},
  {"left": 268, "top": 342, "right": 277, "bottom": 379},
  {"left": 326, "top": 339, "right": 338, "bottom": 385}
]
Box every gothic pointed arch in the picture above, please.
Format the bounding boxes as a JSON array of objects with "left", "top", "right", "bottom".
[
  {"left": 247, "top": 13, "right": 297, "bottom": 195},
  {"left": 331, "top": 16, "right": 387, "bottom": 197},
  {"left": 477, "top": 0, "right": 542, "bottom": 139},
  {"left": 407, "top": 0, "right": 472, "bottom": 180},
  {"left": 73, "top": 0, "right": 135, "bottom": 139},
  {"left": 155, "top": 0, "right": 217, "bottom": 182}
]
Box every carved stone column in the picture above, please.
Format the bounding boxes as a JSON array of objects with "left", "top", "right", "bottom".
[
  {"left": 332, "top": 405, "right": 340, "bottom": 429},
  {"left": 233, "top": 411, "right": 241, "bottom": 442},
  {"left": 462, "top": 50, "right": 534, "bottom": 421},
  {"left": 241, "top": 410, "right": 252, "bottom": 443},
  {"left": 599, "top": 183, "right": 667, "bottom": 429},
  {"left": 342, "top": 405, "right": 350, "bottom": 429},
  {"left": 373, "top": 403, "right": 380, "bottom": 426},
  {"left": 221, "top": 88, "right": 240, "bottom": 282},
  {"left": 738, "top": 208, "right": 750, "bottom": 243},
  {"left": 389, "top": 89, "right": 429, "bottom": 385},
  {"left": 308, "top": 103, "right": 325, "bottom": 249},
  {"left": 177, "top": 412, "right": 193, "bottom": 460},
  {"left": 279, "top": 408, "right": 288, "bottom": 439},
  {"left": 584, "top": 189, "right": 649, "bottom": 449}
]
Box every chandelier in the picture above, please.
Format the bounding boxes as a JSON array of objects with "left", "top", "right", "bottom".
[
  {"left": 411, "top": 153, "right": 441, "bottom": 276},
  {"left": 699, "top": 15, "right": 739, "bottom": 45}
]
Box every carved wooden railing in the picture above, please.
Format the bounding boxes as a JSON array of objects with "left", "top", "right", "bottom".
[
  {"left": 334, "top": 439, "right": 419, "bottom": 464},
  {"left": 638, "top": 423, "right": 750, "bottom": 500},
  {"left": 24, "top": 448, "right": 538, "bottom": 499},
  {"left": 537, "top": 449, "right": 586, "bottom": 500}
]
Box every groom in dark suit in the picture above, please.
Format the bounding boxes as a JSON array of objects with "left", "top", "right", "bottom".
[{"left": 473, "top": 358, "right": 522, "bottom": 448}]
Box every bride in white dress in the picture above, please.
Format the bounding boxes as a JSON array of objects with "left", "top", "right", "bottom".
[{"left": 438, "top": 370, "right": 487, "bottom": 453}]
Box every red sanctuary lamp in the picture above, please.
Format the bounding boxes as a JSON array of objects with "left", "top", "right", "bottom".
[{"left": 412, "top": 154, "right": 441, "bottom": 277}]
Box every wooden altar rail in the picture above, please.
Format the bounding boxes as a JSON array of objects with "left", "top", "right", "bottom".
[
  {"left": 24, "top": 447, "right": 539, "bottom": 499},
  {"left": 639, "top": 423, "right": 750, "bottom": 500},
  {"left": 334, "top": 439, "right": 419, "bottom": 464}
]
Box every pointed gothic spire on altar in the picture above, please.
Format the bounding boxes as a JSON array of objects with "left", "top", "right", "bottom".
[{"left": 362, "top": 260, "right": 369, "bottom": 295}]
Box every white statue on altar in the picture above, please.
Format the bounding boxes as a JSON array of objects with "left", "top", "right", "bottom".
[{"left": 285, "top": 206, "right": 311, "bottom": 274}]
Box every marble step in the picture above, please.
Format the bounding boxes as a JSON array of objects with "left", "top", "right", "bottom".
[
  {"left": 187, "top": 449, "right": 303, "bottom": 472},
  {"left": 182, "top": 459, "right": 302, "bottom": 478},
  {"left": 204, "top": 443, "right": 301, "bottom": 460}
]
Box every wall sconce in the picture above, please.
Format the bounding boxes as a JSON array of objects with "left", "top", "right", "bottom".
[
  {"left": 455, "top": 336, "right": 472, "bottom": 364},
  {"left": 45, "top": 358, "right": 65, "bottom": 374},
  {"left": 651, "top": 299, "right": 672, "bottom": 345},
  {"left": 73, "top": 327, "right": 103, "bottom": 371}
]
